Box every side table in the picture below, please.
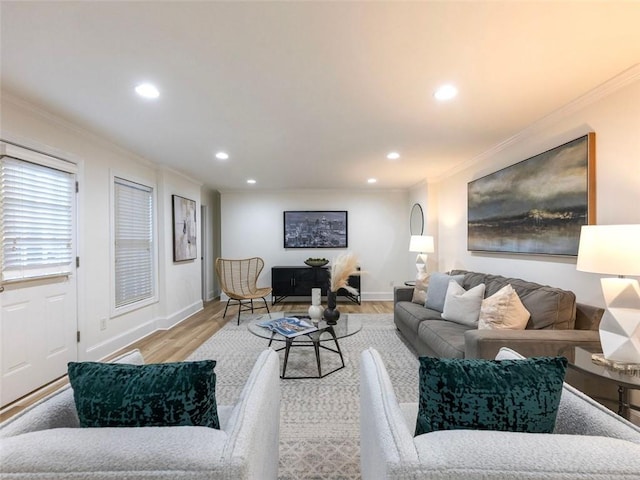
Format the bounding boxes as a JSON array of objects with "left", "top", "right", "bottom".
[{"left": 563, "top": 346, "right": 640, "bottom": 420}]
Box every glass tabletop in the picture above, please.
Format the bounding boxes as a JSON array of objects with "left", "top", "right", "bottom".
[
  {"left": 564, "top": 347, "right": 640, "bottom": 389},
  {"left": 247, "top": 312, "right": 362, "bottom": 342}
]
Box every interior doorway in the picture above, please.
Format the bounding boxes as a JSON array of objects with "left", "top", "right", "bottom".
[{"left": 200, "top": 204, "right": 207, "bottom": 302}]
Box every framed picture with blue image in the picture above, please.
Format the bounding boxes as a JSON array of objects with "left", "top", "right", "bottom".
[{"left": 283, "top": 210, "right": 348, "bottom": 248}]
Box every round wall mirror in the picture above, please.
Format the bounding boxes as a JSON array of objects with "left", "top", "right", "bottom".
[{"left": 410, "top": 203, "right": 424, "bottom": 235}]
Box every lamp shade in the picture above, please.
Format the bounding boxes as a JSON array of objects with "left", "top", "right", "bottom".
[
  {"left": 576, "top": 225, "right": 640, "bottom": 276},
  {"left": 409, "top": 235, "right": 434, "bottom": 253}
]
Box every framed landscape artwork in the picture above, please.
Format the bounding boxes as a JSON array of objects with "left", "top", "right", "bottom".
[
  {"left": 467, "top": 133, "right": 595, "bottom": 256},
  {"left": 284, "top": 210, "right": 348, "bottom": 248},
  {"left": 172, "top": 195, "right": 197, "bottom": 262}
]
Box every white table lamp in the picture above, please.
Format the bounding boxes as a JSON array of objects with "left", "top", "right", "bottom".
[
  {"left": 409, "top": 235, "right": 434, "bottom": 275},
  {"left": 576, "top": 224, "right": 640, "bottom": 363}
]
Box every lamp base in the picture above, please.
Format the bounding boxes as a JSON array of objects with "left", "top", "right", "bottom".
[
  {"left": 599, "top": 278, "right": 640, "bottom": 363},
  {"left": 415, "top": 253, "right": 428, "bottom": 276}
]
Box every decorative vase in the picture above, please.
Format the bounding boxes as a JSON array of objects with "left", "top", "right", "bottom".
[
  {"left": 308, "top": 288, "right": 323, "bottom": 325},
  {"left": 323, "top": 291, "right": 340, "bottom": 325}
]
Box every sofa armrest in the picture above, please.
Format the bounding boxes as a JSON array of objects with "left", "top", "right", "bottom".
[
  {"left": 0, "top": 349, "right": 145, "bottom": 438},
  {"left": 394, "top": 286, "right": 414, "bottom": 304},
  {"left": 464, "top": 329, "right": 601, "bottom": 360},
  {"left": 360, "top": 348, "right": 418, "bottom": 480},
  {"left": 222, "top": 348, "right": 281, "bottom": 480},
  {"left": 555, "top": 382, "right": 640, "bottom": 442},
  {"left": 0, "top": 386, "right": 79, "bottom": 438},
  {"left": 575, "top": 302, "right": 605, "bottom": 330}
]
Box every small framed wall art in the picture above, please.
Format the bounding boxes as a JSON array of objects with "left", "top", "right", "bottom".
[{"left": 172, "top": 194, "right": 197, "bottom": 262}]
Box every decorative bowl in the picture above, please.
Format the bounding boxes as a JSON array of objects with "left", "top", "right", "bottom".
[{"left": 305, "top": 258, "right": 329, "bottom": 267}]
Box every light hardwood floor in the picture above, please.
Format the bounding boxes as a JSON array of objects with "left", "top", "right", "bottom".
[{"left": 0, "top": 298, "right": 393, "bottom": 422}]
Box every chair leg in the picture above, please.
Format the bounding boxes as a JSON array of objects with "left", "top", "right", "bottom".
[
  {"left": 250, "top": 299, "right": 255, "bottom": 313},
  {"left": 262, "top": 297, "right": 270, "bottom": 314},
  {"left": 237, "top": 302, "right": 242, "bottom": 325},
  {"left": 222, "top": 298, "right": 232, "bottom": 318}
]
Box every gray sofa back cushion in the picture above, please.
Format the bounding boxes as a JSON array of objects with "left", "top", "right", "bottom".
[{"left": 450, "top": 270, "right": 576, "bottom": 330}]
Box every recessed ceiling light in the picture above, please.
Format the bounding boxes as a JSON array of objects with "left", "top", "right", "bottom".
[
  {"left": 247, "top": 179, "right": 256, "bottom": 184},
  {"left": 135, "top": 83, "right": 160, "bottom": 99},
  {"left": 215, "top": 152, "right": 229, "bottom": 160},
  {"left": 386, "top": 152, "right": 400, "bottom": 160},
  {"left": 434, "top": 84, "right": 458, "bottom": 101},
  {"left": 367, "top": 178, "right": 377, "bottom": 184}
]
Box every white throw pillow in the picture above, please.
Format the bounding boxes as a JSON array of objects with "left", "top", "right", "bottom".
[
  {"left": 478, "top": 284, "right": 531, "bottom": 330},
  {"left": 441, "top": 281, "right": 486, "bottom": 327}
]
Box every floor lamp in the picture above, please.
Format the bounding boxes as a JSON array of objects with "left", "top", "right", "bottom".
[{"left": 576, "top": 224, "right": 640, "bottom": 363}]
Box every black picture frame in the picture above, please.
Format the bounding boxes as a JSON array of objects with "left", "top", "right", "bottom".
[
  {"left": 467, "top": 133, "right": 596, "bottom": 256},
  {"left": 283, "top": 210, "right": 348, "bottom": 248},
  {"left": 172, "top": 194, "right": 197, "bottom": 262}
]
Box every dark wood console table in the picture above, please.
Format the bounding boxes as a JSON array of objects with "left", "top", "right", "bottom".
[{"left": 271, "top": 266, "right": 361, "bottom": 305}]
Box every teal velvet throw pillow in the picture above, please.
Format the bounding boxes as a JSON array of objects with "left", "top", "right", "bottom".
[
  {"left": 68, "top": 360, "right": 219, "bottom": 429},
  {"left": 415, "top": 356, "right": 567, "bottom": 436}
]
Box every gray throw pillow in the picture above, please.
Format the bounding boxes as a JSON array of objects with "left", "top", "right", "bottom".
[{"left": 425, "top": 272, "right": 464, "bottom": 312}]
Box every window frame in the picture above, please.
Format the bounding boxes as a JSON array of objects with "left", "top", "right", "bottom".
[{"left": 110, "top": 172, "right": 158, "bottom": 317}]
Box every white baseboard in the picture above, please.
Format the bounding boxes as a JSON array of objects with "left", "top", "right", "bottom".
[
  {"left": 86, "top": 300, "right": 203, "bottom": 361},
  {"left": 157, "top": 300, "right": 203, "bottom": 330}
]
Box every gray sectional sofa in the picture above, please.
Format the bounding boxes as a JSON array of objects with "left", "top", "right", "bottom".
[{"left": 394, "top": 269, "right": 604, "bottom": 359}]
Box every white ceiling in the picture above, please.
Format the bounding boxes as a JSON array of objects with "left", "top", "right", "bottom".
[{"left": 2, "top": 1, "right": 639, "bottom": 192}]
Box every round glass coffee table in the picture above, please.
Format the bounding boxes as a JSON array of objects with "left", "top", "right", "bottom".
[{"left": 247, "top": 313, "right": 362, "bottom": 379}]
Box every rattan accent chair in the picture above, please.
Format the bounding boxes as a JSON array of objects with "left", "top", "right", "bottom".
[{"left": 215, "top": 257, "right": 272, "bottom": 324}]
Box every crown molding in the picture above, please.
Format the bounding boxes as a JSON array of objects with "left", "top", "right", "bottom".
[
  {"left": 3, "top": 92, "right": 204, "bottom": 186},
  {"left": 2, "top": 92, "right": 155, "bottom": 167},
  {"left": 432, "top": 63, "right": 640, "bottom": 183},
  {"left": 159, "top": 165, "right": 203, "bottom": 187}
]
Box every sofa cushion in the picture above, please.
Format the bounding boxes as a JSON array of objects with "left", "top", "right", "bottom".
[
  {"left": 441, "top": 281, "right": 485, "bottom": 327},
  {"left": 395, "top": 301, "right": 443, "bottom": 335},
  {"left": 478, "top": 284, "right": 530, "bottom": 330},
  {"left": 1, "top": 425, "right": 231, "bottom": 477},
  {"left": 415, "top": 356, "right": 568, "bottom": 436},
  {"left": 417, "top": 320, "right": 470, "bottom": 358},
  {"left": 425, "top": 272, "right": 464, "bottom": 312},
  {"left": 68, "top": 360, "right": 219, "bottom": 429},
  {"left": 451, "top": 270, "right": 576, "bottom": 329}
]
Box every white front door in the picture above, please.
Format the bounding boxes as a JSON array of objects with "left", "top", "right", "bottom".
[
  {"left": 1, "top": 275, "right": 77, "bottom": 405},
  {"left": 0, "top": 143, "right": 78, "bottom": 407}
]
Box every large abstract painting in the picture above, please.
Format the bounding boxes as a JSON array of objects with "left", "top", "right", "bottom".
[
  {"left": 468, "top": 133, "right": 595, "bottom": 256},
  {"left": 172, "top": 195, "right": 197, "bottom": 262}
]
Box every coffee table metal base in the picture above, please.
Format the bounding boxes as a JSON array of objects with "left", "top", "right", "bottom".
[{"left": 268, "top": 326, "right": 345, "bottom": 379}]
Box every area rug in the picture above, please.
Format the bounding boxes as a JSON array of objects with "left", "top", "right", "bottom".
[{"left": 187, "top": 313, "right": 419, "bottom": 480}]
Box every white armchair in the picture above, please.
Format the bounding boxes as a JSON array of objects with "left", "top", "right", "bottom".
[
  {"left": 360, "top": 347, "right": 640, "bottom": 480},
  {"left": 1, "top": 348, "right": 281, "bottom": 479}
]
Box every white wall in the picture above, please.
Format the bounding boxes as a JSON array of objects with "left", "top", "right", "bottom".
[
  {"left": 220, "top": 189, "right": 410, "bottom": 300},
  {"left": 1, "top": 96, "right": 206, "bottom": 360},
  {"left": 433, "top": 75, "right": 640, "bottom": 307}
]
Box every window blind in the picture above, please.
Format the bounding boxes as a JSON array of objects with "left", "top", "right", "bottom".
[
  {"left": 1, "top": 156, "right": 75, "bottom": 282},
  {"left": 114, "top": 177, "right": 155, "bottom": 308}
]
